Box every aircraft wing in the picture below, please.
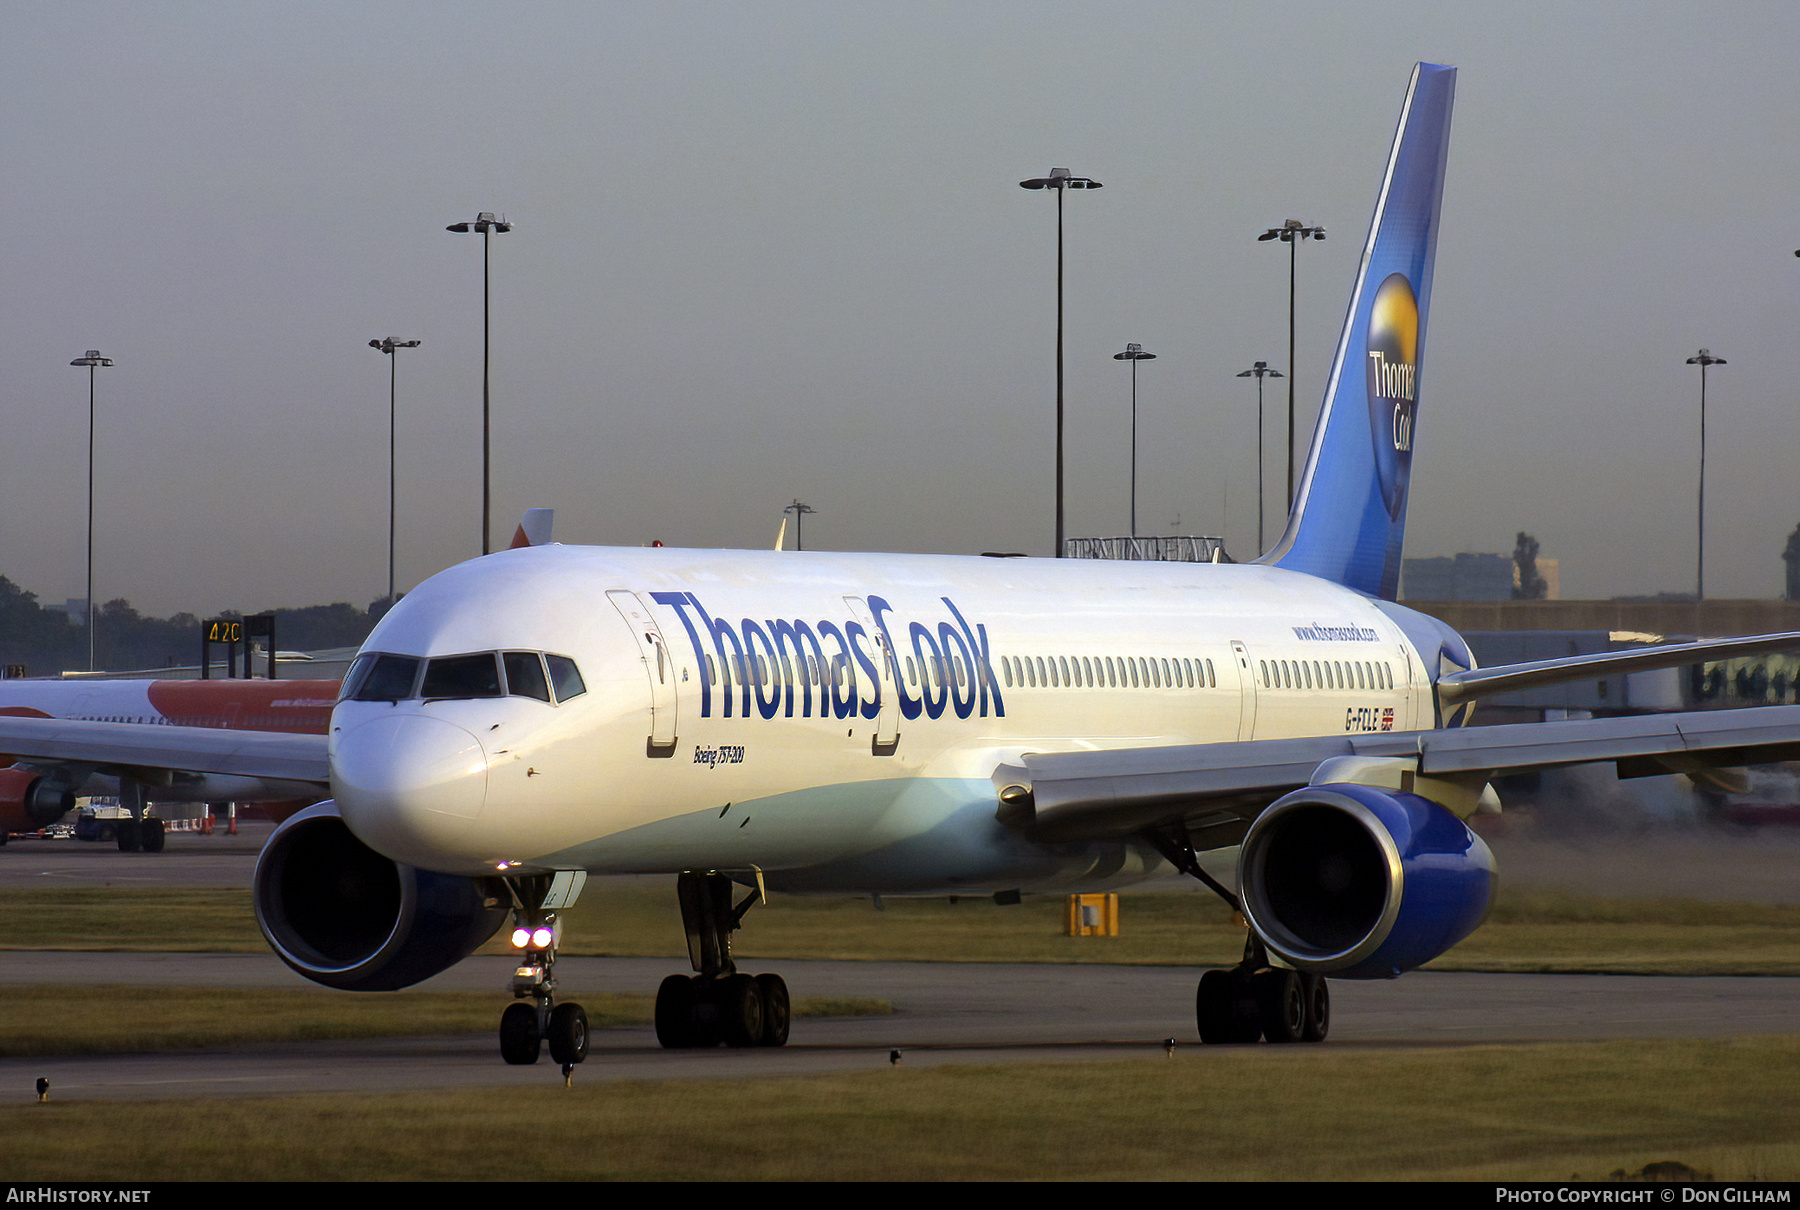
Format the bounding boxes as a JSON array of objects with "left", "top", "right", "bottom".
[
  {"left": 994, "top": 703, "right": 1800, "bottom": 844},
  {"left": 0, "top": 715, "right": 329, "bottom": 788}
]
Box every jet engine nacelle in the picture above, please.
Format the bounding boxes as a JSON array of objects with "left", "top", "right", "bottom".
[
  {"left": 1238, "top": 782, "right": 1495, "bottom": 979},
  {"left": 0, "top": 767, "right": 77, "bottom": 833},
  {"left": 253, "top": 800, "right": 506, "bottom": 991}
]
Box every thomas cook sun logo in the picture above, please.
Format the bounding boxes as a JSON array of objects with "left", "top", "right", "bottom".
[{"left": 1365, "top": 273, "right": 1419, "bottom": 519}]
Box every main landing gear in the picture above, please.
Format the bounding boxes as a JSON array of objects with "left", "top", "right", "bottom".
[
  {"left": 653, "top": 871, "right": 790, "bottom": 1049},
  {"left": 1194, "top": 936, "right": 1330, "bottom": 1045},
  {"left": 499, "top": 871, "right": 590, "bottom": 1068},
  {"left": 114, "top": 781, "right": 166, "bottom": 853},
  {"left": 113, "top": 816, "right": 165, "bottom": 852},
  {"left": 1148, "top": 830, "right": 1330, "bottom": 1046}
]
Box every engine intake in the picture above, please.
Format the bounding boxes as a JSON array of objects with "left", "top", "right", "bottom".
[
  {"left": 0, "top": 768, "right": 77, "bottom": 832},
  {"left": 1239, "top": 783, "right": 1495, "bottom": 979},
  {"left": 254, "top": 801, "right": 506, "bottom": 991}
]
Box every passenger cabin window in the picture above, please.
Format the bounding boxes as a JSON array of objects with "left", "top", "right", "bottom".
[{"left": 423, "top": 653, "right": 502, "bottom": 700}]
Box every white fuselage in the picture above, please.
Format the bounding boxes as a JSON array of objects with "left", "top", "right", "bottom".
[{"left": 329, "top": 545, "right": 1425, "bottom": 894}]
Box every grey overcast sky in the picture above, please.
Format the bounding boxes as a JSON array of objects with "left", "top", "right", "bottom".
[{"left": 4, "top": 0, "right": 1798, "bottom": 618}]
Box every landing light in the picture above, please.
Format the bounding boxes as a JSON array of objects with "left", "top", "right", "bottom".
[
  {"left": 530, "top": 926, "right": 555, "bottom": 949},
  {"left": 510, "top": 927, "right": 531, "bottom": 948}
]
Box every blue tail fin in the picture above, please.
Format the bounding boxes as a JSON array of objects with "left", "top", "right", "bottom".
[{"left": 1262, "top": 63, "right": 1455, "bottom": 601}]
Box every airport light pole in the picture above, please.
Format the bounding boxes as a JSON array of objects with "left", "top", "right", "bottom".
[
  {"left": 1236, "top": 361, "right": 1283, "bottom": 555},
  {"left": 1686, "top": 348, "right": 1726, "bottom": 601},
  {"left": 446, "top": 211, "right": 513, "bottom": 556},
  {"left": 1112, "top": 344, "right": 1157, "bottom": 537},
  {"left": 68, "top": 350, "right": 112, "bottom": 671},
  {"left": 370, "top": 337, "right": 422, "bottom": 607},
  {"left": 1258, "top": 219, "right": 1325, "bottom": 509},
  {"left": 1021, "top": 168, "right": 1102, "bottom": 556},
  {"left": 783, "top": 499, "right": 816, "bottom": 550}
]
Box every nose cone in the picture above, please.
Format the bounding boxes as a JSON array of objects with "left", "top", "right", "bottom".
[{"left": 333, "top": 714, "right": 488, "bottom": 865}]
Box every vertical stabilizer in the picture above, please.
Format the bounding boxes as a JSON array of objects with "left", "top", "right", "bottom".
[
  {"left": 510, "top": 508, "right": 555, "bottom": 549},
  {"left": 1261, "top": 63, "right": 1455, "bottom": 600}
]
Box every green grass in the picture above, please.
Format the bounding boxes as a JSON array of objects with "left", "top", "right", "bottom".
[
  {"left": 7, "top": 882, "right": 1800, "bottom": 974},
  {"left": 0, "top": 887, "right": 267, "bottom": 951},
  {"left": 516, "top": 882, "right": 1800, "bottom": 974},
  {"left": 0, "top": 986, "right": 644, "bottom": 1057},
  {"left": 4, "top": 1038, "right": 1799, "bottom": 1180},
  {"left": 0, "top": 986, "right": 889, "bottom": 1058}
]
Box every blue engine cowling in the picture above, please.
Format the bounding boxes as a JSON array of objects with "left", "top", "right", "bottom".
[
  {"left": 253, "top": 800, "right": 507, "bottom": 991},
  {"left": 1238, "top": 783, "right": 1495, "bottom": 979}
]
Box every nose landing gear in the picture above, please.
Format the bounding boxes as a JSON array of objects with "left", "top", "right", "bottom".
[
  {"left": 653, "top": 870, "right": 791, "bottom": 1049},
  {"left": 499, "top": 871, "right": 590, "bottom": 1067}
]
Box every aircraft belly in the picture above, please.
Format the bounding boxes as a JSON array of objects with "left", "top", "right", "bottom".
[
  {"left": 530, "top": 776, "right": 917, "bottom": 872},
  {"left": 530, "top": 774, "right": 1170, "bottom": 896}
]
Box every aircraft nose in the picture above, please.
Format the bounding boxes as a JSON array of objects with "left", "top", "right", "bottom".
[{"left": 332, "top": 714, "right": 488, "bottom": 861}]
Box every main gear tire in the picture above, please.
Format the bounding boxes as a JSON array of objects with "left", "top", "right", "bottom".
[
  {"left": 1301, "top": 974, "right": 1330, "bottom": 1043},
  {"left": 720, "top": 973, "right": 766, "bottom": 1048},
  {"left": 654, "top": 974, "right": 698, "bottom": 1049},
  {"left": 1256, "top": 969, "right": 1306, "bottom": 1044},
  {"left": 755, "top": 973, "right": 790, "bottom": 1048}
]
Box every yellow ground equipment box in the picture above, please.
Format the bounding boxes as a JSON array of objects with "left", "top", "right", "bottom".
[{"left": 1065, "top": 893, "right": 1119, "bottom": 937}]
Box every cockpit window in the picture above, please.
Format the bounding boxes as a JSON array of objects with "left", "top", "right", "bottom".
[
  {"left": 342, "top": 649, "right": 579, "bottom": 704},
  {"left": 503, "top": 651, "right": 552, "bottom": 703},
  {"left": 339, "top": 653, "right": 376, "bottom": 701},
  {"left": 546, "top": 654, "right": 586, "bottom": 702},
  {"left": 349, "top": 653, "right": 421, "bottom": 702},
  {"left": 421, "top": 653, "right": 502, "bottom": 700}
]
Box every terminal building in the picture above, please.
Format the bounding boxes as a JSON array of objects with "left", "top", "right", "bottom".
[{"left": 1401, "top": 553, "right": 1560, "bottom": 601}]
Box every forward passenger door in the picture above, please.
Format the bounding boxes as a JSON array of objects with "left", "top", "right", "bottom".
[{"left": 607, "top": 590, "right": 679, "bottom": 756}]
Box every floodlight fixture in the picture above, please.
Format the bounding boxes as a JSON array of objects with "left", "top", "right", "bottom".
[
  {"left": 447, "top": 212, "right": 514, "bottom": 555},
  {"left": 1113, "top": 344, "right": 1157, "bottom": 536},
  {"left": 1019, "top": 169, "right": 1103, "bottom": 556},
  {"left": 68, "top": 351, "right": 113, "bottom": 671},
  {"left": 1686, "top": 348, "right": 1726, "bottom": 601},
  {"left": 370, "top": 337, "right": 422, "bottom": 607},
  {"left": 1237, "top": 361, "right": 1284, "bottom": 555},
  {"left": 1258, "top": 219, "right": 1325, "bottom": 509}
]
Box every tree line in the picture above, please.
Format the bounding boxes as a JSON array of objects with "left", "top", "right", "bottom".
[{"left": 0, "top": 577, "right": 392, "bottom": 677}]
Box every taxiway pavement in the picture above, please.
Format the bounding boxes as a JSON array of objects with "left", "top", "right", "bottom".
[
  {"left": 5, "top": 826, "right": 1798, "bottom": 1101},
  {"left": 6, "top": 951, "right": 1799, "bottom": 1101}
]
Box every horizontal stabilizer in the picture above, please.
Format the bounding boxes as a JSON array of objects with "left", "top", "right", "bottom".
[{"left": 1437, "top": 630, "right": 1800, "bottom": 708}]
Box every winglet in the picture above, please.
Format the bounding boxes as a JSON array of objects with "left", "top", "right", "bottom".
[{"left": 510, "top": 509, "right": 554, "bottom": 549}]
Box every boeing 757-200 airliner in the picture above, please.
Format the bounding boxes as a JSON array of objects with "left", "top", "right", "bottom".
[{"left": 5, "top": 63, "right": 1800, "bottom": 1064}]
